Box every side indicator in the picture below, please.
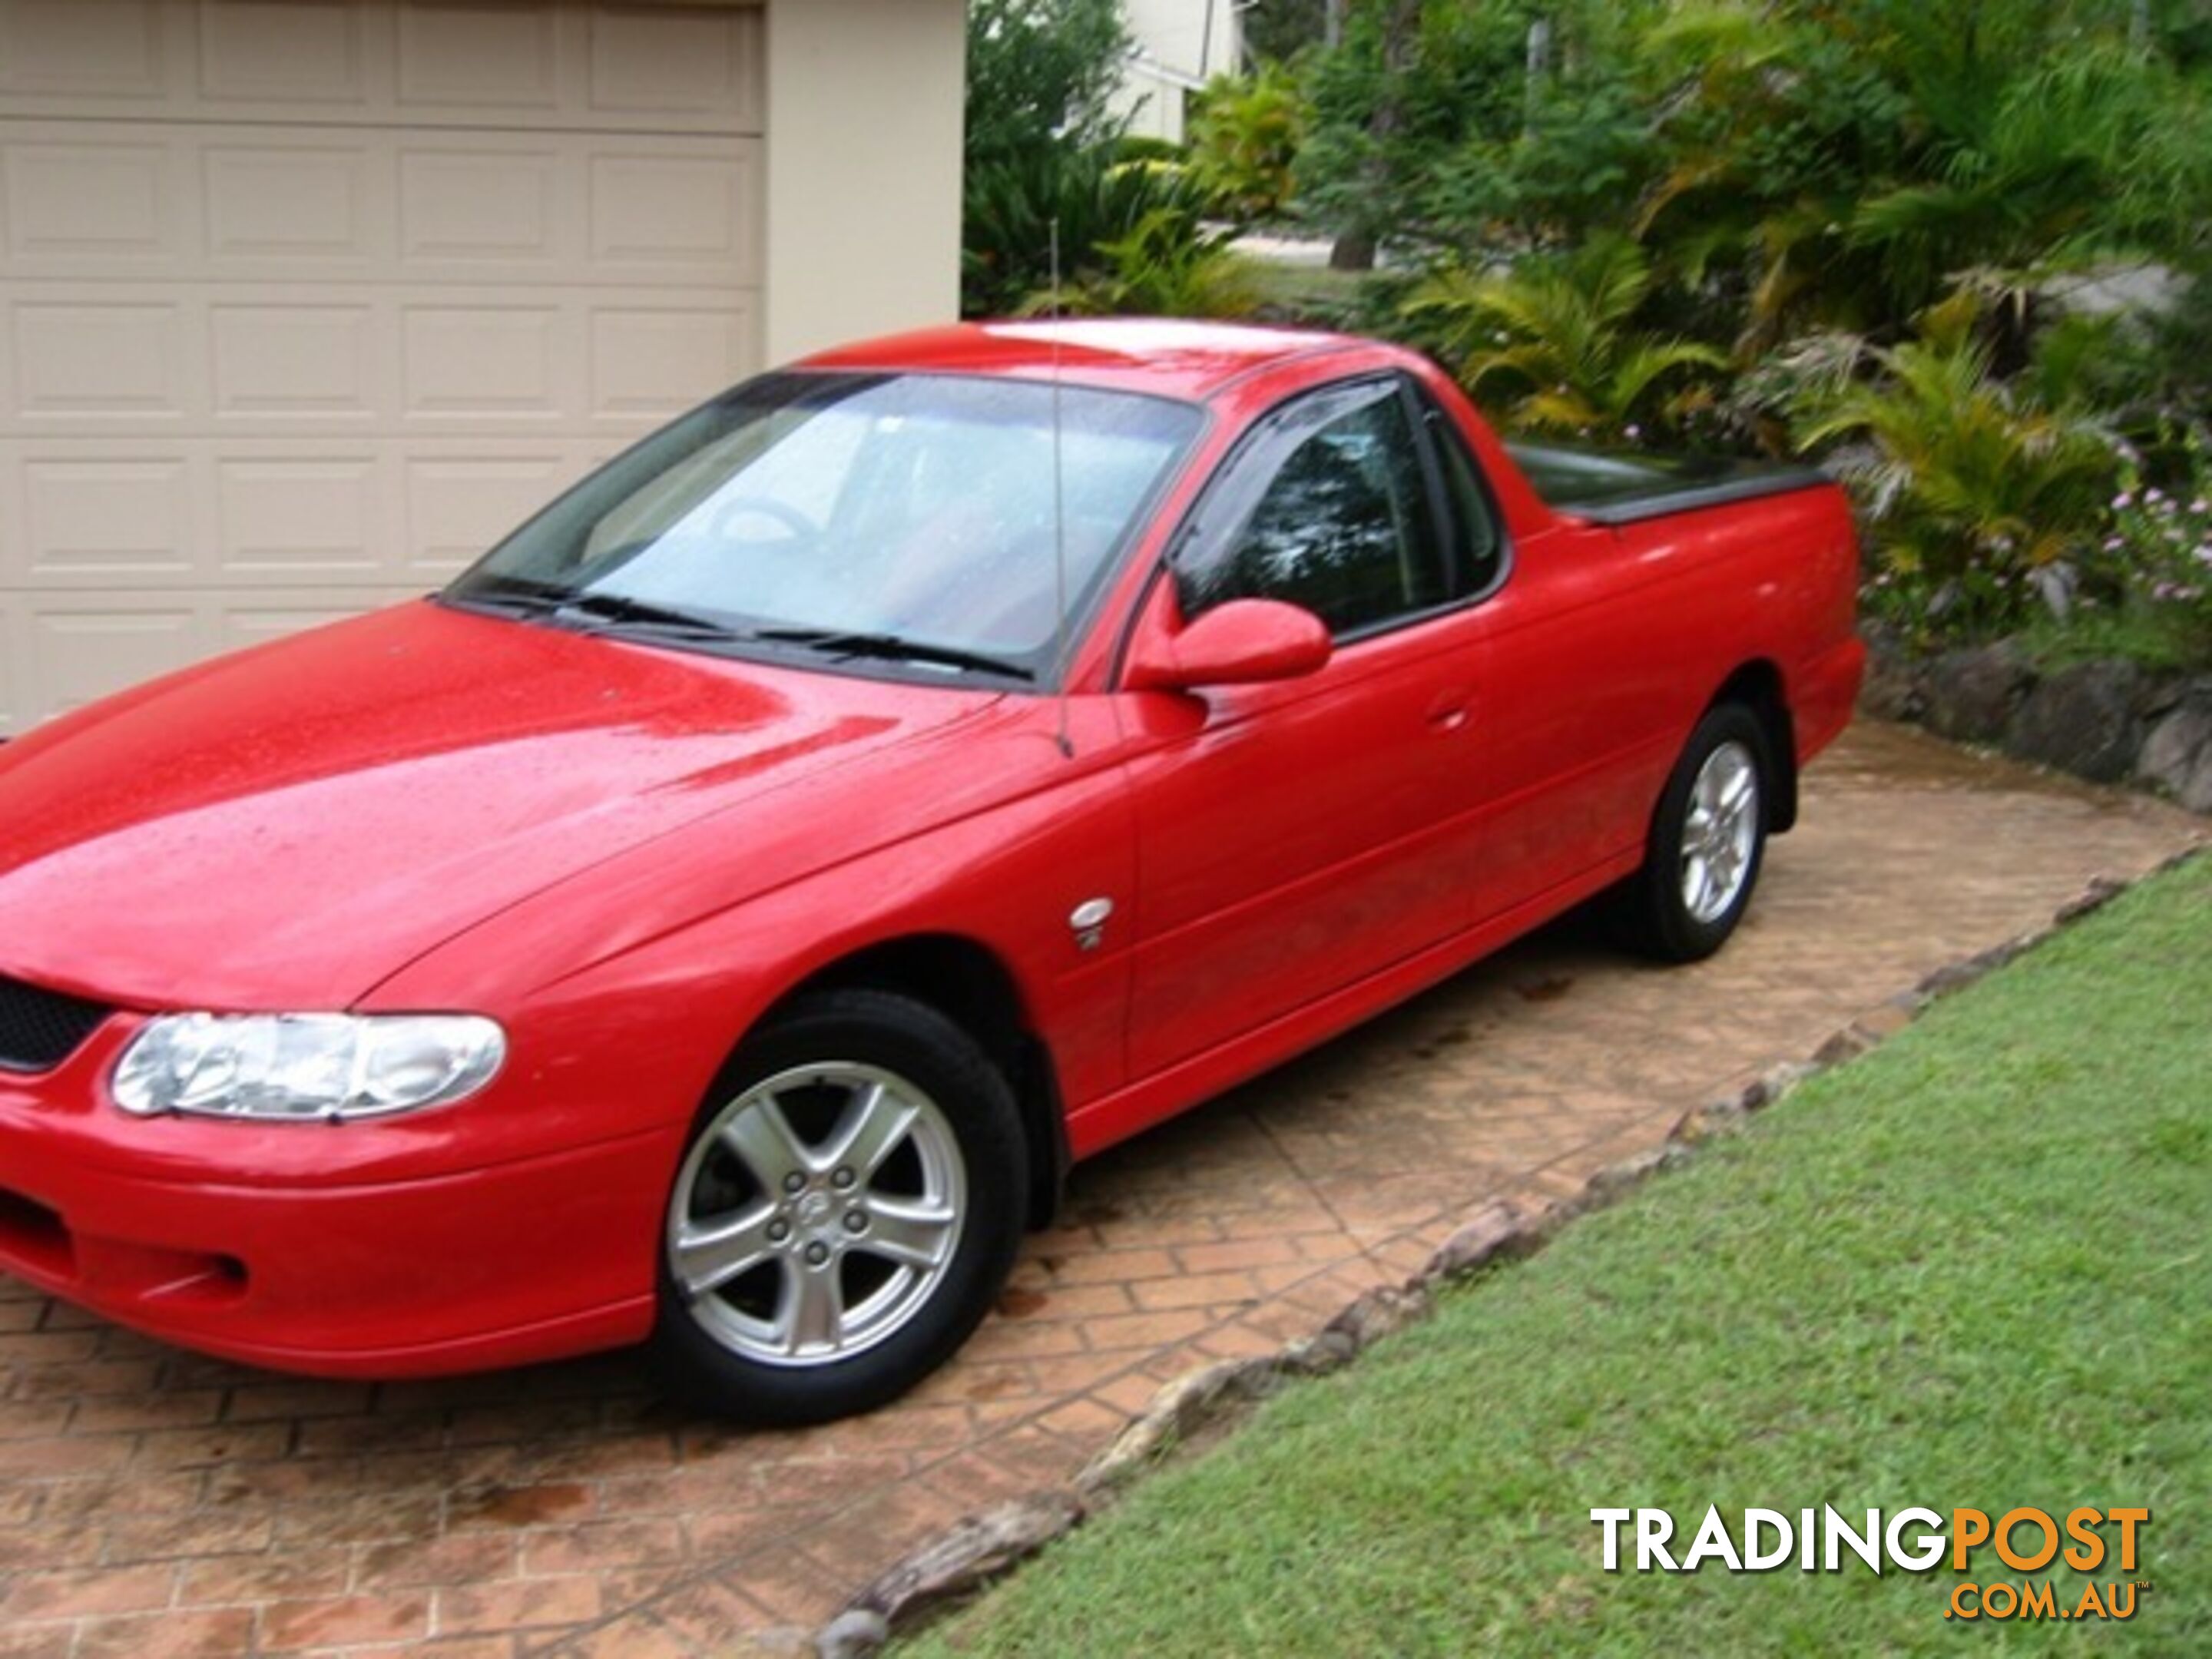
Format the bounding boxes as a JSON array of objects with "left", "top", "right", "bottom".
[{"left": 1068, "top": 897, "right": 1114, "bottom": 952}]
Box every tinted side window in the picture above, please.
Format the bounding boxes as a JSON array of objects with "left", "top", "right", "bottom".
[
  {"left": 1178, "top": 381, "right": 1447, "bottom": 637},
  {"left": 1421, "top": 394, "right": 1508, "bottom": 596}
]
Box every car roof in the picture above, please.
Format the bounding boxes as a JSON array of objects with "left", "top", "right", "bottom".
[{"left": 791, "top": 318, "right": 1375, "bottom": 402}]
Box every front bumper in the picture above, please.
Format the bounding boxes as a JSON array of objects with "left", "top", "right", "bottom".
[{"left": 0, "top": 1023, "right": 679, "bottom": 1376}]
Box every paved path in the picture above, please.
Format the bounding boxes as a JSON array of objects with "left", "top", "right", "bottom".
[{"left": 0, "top": 723, "right": 2201, "bottom": 1657}]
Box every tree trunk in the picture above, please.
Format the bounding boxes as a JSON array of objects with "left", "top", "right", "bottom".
[
  {"left": 1329, "top": 231, "right": 1377, "bottom": 271},
  {"left": 1336, "top": 0, "right": 1422, "bottom": 272}
]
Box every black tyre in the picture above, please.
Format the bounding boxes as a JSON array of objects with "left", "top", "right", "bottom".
[
  {"left": 649, "top": 988, "right": 1028, "bottom": 1424},
  {"left": 1623, "top": 704, "right": 1771, "bottom": 963}
]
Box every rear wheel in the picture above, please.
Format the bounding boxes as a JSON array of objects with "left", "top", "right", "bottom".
[
  {"left": 1623, "top": 704, "right": 1770, "bottom": 963},
  {"left": 650, "top": 988, "right": 1027, "bottom": 1424}
]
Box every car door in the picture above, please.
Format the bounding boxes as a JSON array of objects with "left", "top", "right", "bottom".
[
  {"left": 1419, "top": 396, "right": 1698, "bottom": 926},
  {"left": 1118, "top": 375, "right": 1488, "bottom": 1080}
]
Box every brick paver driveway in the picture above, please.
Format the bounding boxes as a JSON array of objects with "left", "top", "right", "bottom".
[{"left": 0, "top": 721, "right": 2201, "bottom": 1656}]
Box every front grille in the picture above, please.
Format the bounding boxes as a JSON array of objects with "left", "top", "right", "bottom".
[{"left": 0, "top": 975, "right": 114, "bottom": 1073}]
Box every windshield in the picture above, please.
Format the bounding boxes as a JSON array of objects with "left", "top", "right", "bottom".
[{"left": 442, "top": 371, "right": 1204, "bottom": 685}]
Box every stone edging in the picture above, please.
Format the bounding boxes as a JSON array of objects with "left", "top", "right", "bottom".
[{"left": 790, "top": 843, "right": 2207, "bottom": 1659}]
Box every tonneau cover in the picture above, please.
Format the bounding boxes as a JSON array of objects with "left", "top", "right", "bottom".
[{"left": 1507, "top": 440, "right": 1829, "bottom": 526}]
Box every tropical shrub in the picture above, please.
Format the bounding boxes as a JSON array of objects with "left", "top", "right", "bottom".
[
  {"left": 1406, "top": 237, "right": 1728, "bottom": 441},
  {"left": 1634, "top": 5, "right": 2212, "bottom": 355},
  {"left": 1786, "top": 302, "right": 2119, "bottom": 639},
  {"left": 1190, "top": 64, "right": 1310, "bottom": 221},
  {"left": 1020, "top": 208, "right": 1261, "bottom": 320},
  {"left": 963, "top": 148, "right": 1224, "bottom": 318}
]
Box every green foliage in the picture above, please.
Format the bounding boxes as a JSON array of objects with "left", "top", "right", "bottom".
[
  {"left": 1018, "top": 206, "right": 1262, "bottom": 320},
  {"left": 1296, "top": 0, "right": 2212, "bottom": 661},
  {"left": 1787, "top": 302, "right": 2120, "bottom": 638},
  {"left": 1407, "top": 237, "right": 1727, "bottom": 440},
  {"left": 1634, "top": 5, "right": 2212, "bottom": 349},
  {"left": 1292, "top": 1, "right": 2211, "bottom": 347},
  {"left": 953, "top": 0, "right": 2212, "bottom": 665},
  {"left": 963, "top": 0, "right": 1130, "bottom": 167},
  {"left": 1293, "top": 0, "right": 1539, "bottom": 254},
  {"left": 1189, "top": 64, "right": 1310, "bottom": 221},
  {"left": 1634, "top": 6, "right": 1919, "bottom": 347},
  {"left": 1848, "top": 43, "right": 2212, "bottom": 316},
  {"left": 1242, "top": 0, "right": 1333, "bottom": 66},
  {"left": 1108, "top": 133, "right": 1187, "bottom": 167},
  {"left": 961, "top": 0, "right": 1137, "bottom": 316},
  {"left": 1295, "top": 2, "right": 1675, "bottom": 256},
  {"left": 963, "top": 148, "right": 1223, "bottom": 319},
  {"left": 1485, "top": 71, "right": 1654, "bottom": 241},
  {"left": 959, "top": 0, "right": 1258, "bottom": 322}
]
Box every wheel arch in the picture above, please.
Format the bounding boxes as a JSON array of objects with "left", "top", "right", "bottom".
[
  {"left": 1709, "top": 660, "right": 1797, "bottom": 833},
  {"left": 754, "top": 933, "right": 1068, "bottom": 1229}
]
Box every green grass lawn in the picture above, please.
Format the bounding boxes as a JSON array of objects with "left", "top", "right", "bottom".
[{"left": 907, "top": 856, "right": 2210, "bottom": 1657}]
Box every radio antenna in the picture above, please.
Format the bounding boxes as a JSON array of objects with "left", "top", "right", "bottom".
[{"left": 1048, "top": 219, "right": 1074, "bottom": 759}]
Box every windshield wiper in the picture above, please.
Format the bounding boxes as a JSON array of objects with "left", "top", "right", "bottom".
[
  {"left": 449, "top": 581, "right": 1028, "bottom": 677},
  {"left": 552, "top": 590, "right": 745, "bottom": 640},
  {"left": 751, "top": 628, "right": 1035, "bottom": 682},
  {"left": 443, "top": 572, "right": 574, "bottom": 614},
  {"left": 446, "top": 570, "right": 740, "bottom": 641}
]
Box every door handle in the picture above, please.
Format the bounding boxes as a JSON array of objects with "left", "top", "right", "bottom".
[{"left": 1425, "top": 691, "right": 1472, "bottom": 733}]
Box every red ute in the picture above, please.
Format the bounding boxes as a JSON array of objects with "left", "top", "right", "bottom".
[{"left": 0, "top": 322, "right": 1864, "bottom": 1421}]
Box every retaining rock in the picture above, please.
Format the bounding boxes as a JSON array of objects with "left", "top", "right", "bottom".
[
  {"left": 1919, "top": 641, "right": 2035, "bottom": 744},
  {"left": 2007, "top": 660, "right": 2145, "bottom": 782},
  {"left": 1856, "top": 626, "right": 1923, "bottom": 722},
  {"left": 1864, "top": 636, "right": 2212, "bottom": 813},
  {"left": 2137, "top": 683, "right": 2212, "bottom": 813}
]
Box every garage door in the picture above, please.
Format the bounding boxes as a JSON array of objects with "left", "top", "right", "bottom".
[{"left": 0, "top": 0, "right": 763, "bottom": 735}]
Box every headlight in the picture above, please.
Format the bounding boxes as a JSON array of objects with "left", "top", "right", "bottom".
[{"left": 111, "top": 1013, "right": 506, "bottom": 1122}]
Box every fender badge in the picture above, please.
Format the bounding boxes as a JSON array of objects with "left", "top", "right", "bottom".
[{"left": 1069, "top": 897, "right": 1114, "bottom": 952}]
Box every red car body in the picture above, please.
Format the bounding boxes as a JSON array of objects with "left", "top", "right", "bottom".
[{"left": 0, "top": 322, "right": 1863, "bottom": 1378}]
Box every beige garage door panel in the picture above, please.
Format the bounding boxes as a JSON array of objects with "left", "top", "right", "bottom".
[
  {"left": 0, "top": 0, "right": 764, "bottom": 733},
  {"left": 0, "top": 0, "right": 763, "bottom": 134},
  {"left": 2, "top": 123, "right": 763, "bottom": 289},
  {"left": 0, "top": 433, "right": 657, "bottom": 587},
  {"left": 2, "top": 282, "right": 760, "bottom": 435}
]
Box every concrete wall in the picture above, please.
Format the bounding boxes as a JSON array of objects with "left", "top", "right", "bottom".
[{"left": 763, "top": 0, "right": 966, "bottom": 363}]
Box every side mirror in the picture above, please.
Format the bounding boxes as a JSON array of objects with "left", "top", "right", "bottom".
[{"left": 1124, "top": 598, "right": 1333, "bottom": 692}]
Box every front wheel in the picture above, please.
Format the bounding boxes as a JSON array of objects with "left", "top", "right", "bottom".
[
  {"left": 1623, "top": 704, "right": 1771, "bottom": 963},
  {"left": 649, "top": 988, "right": 1027, "bottom": 1424}
]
